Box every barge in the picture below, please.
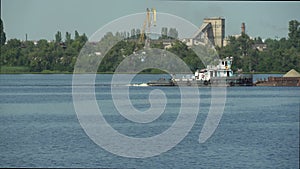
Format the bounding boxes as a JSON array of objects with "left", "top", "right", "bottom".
[
  {"left": 147, "top": 57, "right": 253, "bottom": 87},
  {"left": 147, "top": 78, "right": 175, "bottom": 86},
  {"left": 255, "top": 69, "right": 300, "bottom": 87}
]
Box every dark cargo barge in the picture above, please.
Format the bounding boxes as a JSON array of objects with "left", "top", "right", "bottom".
[{"left": 254, "top": 69, "right": 300, "bottom": 87}]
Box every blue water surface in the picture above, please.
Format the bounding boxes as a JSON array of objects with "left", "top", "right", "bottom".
[{"left": 0, "top": 74, "right": 299, "bottom": 168}]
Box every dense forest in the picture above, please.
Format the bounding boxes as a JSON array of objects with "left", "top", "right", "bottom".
[{"left": 0, "top": 18, "right": 299, "bottom": 73}]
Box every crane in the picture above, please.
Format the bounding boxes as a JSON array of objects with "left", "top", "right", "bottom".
[
  {"left": 138, "top": 8, "right": 156, "bottom": 48},
  {"left": 133, "top": 8, "right": 156, "bottom": 62}
]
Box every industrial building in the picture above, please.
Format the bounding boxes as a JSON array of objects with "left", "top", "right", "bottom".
[
  {"left": 182, "top": 17, "right": 225, "bottom": 48},
  {"left": 203, "top": 17, "right": 225, "bottom": 47}
]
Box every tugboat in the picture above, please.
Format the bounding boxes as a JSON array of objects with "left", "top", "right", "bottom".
[{"left": 147, "top": 57, "right": 253, "bottom": 87}]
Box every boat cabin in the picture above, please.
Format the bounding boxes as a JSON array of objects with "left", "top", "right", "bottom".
[{"left": 194, "top": 57, "right": 234, "bottom": 81}]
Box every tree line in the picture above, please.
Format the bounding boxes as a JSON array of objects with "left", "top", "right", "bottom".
[
  {"left": 0, "top": 18, "right": 299, "bottom": 73},
  {"left": 0, "top": 28, "right": 88, "bottom": 73},
  {"left": 217, "top": 20, "right": 300, "bottom": 73}
]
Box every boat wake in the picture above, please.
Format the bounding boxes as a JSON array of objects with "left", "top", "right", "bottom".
[{"left": 127, "top": 83, "right": 149, "bottom": 87}]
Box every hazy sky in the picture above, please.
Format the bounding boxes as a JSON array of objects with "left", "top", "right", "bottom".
[{"left": 2, "top": 0, "right": 300, "bottom": 41}]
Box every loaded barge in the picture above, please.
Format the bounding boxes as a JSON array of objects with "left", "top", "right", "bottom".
[
  {"left": 147, "top": 57, "right": 253, "bottom": 87},
  {"left": 254, "top": 69, "right": 300, "bottom": 87}
]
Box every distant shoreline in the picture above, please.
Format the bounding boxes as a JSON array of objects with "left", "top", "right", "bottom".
[{"left": 0, "top": 72, "right": 285, "bottom": 75}]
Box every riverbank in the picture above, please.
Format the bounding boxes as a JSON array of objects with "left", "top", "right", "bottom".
[
  {"left": 0, "top": 69, "right": 287, "bottom": 75},
  {"left": 0, "top": 71, "right": 169, "bottom": 74},
  {"left": 0, "top": 66, "right": 169, "bottom": 74}
]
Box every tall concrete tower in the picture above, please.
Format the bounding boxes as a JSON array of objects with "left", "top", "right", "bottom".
[
  {"left": 203, "top": 17, "right": 225, "bottom": 47},
  {"left": 241, "top": 22, "right": 245, "bottom": 34}
]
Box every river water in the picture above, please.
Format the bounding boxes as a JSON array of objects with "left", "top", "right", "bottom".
[{"left": 0, "top": 74, "right": 299, "bottom": 168}]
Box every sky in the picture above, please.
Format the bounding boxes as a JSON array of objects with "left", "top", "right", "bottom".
[{"left": 1, "top": 0, "right": 300, "bottom": 41}]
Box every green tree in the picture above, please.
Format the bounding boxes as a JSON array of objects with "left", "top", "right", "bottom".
[
  {"left": 65, "top": 32, "right": 72, "bottom": 44},
  {"left": 288, "top": 20, "right": 300, "bottom": 48},
  {"left": 55, "top": 31, "right": 62, "bottom": 43},
  {"left": 3, "top": 39, "right": 22, "bottom": 65},
  {"left": 75, "top": 30, "right": 80, "bottom": 41},
  {"left": 0, "top": 18, "right": 6, "bottom": 46},
  {"left": 19, "top": 41, "right": 35, "bottom": 66},
  {"left": 254, "top": 37, "right": 263, "bottom": 44}
]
